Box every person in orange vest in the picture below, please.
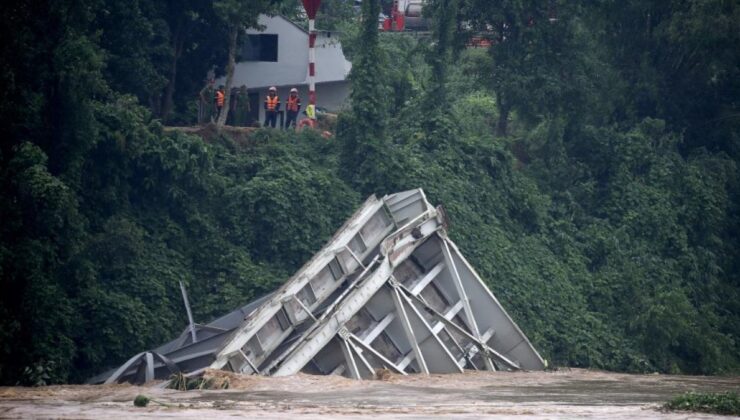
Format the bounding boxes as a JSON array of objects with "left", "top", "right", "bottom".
[
  {"left": 264, "top": 86, "right": 280, "bottom": 128},
  {"left": 284, "top": 87, "right": 301, "bottom": 129},
  {"left": 214, "top": 85, "right": 225, "bottom": 121}
]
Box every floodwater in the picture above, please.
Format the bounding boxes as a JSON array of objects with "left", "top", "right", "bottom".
[{"left": 0, "top": 368, "right": 738, "bottom": 419}]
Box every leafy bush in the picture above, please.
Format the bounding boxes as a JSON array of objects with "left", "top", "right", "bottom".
[{"left": 664, "top": 392, "right": 740, "bottom": 415}]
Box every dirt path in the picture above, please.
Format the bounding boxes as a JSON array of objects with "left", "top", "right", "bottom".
[{"left": 1, "top": 369, "right": 737, "bottom": 419}]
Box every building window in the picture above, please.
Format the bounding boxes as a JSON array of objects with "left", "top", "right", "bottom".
[{"left": 242, "top": 34, "right": 278, "bottom": 62}]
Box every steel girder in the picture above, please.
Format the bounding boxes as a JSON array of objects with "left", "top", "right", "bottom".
[{"left": 91, "top": 189, "right": 545, "bottom": 385}]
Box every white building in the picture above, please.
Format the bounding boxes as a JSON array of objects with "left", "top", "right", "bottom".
[{"left": 217, "top": 15, "right": 352, "bottom": 126}]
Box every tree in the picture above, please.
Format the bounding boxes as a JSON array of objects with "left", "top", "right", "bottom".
[
  {"left": 595, "top": 0, "right": 740, "bottom": 156},
  {"left": 338, "top": 0, "right": 395, "bottom": 194},
  {"left": 158, "top": 0, "right": 228, "bottom": 123},
  {"left": 213, "top": 0, "right": 276, "bottom": 128},
  {"left": 420, "top": 0, "right": 460, "bottom": 142},
  {"left": 462, "top": 1, "right": 605, "bottom": 136},
  {"left": 424, "top": 0, "right": 458, "bottom": 108}
]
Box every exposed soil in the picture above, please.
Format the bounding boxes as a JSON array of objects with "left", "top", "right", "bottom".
[
  {"left": 1, "top": 368, "right": 738, "bottom": 419},
  {"left": 163, "top": 115, "right": 336, "bottom": 146},
  {"left": 164, "top": 124, "right": 258, "bottom": 145}
]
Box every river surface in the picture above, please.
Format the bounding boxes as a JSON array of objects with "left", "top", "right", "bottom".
[{"left": 0, "top": 368, "right": 738, "bottom": 419}]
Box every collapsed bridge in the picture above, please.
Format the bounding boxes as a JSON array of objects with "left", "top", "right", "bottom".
[{"left": 90, "top": 189, "right": 545, "bottom": 384}]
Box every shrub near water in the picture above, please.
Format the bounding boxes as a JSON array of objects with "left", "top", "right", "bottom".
[{"left": 663, "top": 392, "right": 740, "bottom": 415}]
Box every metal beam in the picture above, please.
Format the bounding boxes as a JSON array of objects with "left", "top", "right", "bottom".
[
  {"left": 179, "top": 281, "right": 198, "bottom": 344},
  {"left": 103, "top": 352, "right": 145, "bottom": 384},
  {"left": 398, "top": 285, "right": 520, "bottom": 370},
  {"left": 193, "top": 324, "right": 228, "bottom": 333},
  {"left": 441, "top": 239, "right": 495, "bottom": 371},
  {"left": 339, "top": 337, "right": 362, "bottom": 380},
  {"left": 151, "top": 352, "right": 180, "bottom": 374},
  {"left": 290, "top": 295, "right": 318, "bottom": 322},
  {"left": 145, "top": 352, "right": 155, "bottom": 383},
  {"left": 358, "top": 312, "right": 395, "bottom": 345},
  {"left": 346, "top": 335, "right": 376, "bottom": 376},
  {"left": 410, "top": 262, "right": 445, "bottom": 296},
  {"left": 396, "top": 288, "right": 463, "bottom": 373},
  {"left": 347, "top": 333, "right": 407, "bottom": 375},
  {"left": 343, "top": 245, "right": 366, "bottom": 269},
  {"left": 238, "top": 349, "right": 259, "bottom": 374},
  {"left": 390, "top": 284, "right": 429, "bottom": 374}
]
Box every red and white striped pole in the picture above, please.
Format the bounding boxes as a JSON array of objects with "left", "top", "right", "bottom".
[
  {"left": 308, "top": 17, "right": 316, "bottom": 107},
  {"left": 302, "top": 0, "right": 321, "bottom": 112}
]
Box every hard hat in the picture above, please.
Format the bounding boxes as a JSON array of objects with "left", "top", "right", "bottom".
[
  {"left": 269, "top": 86, "right": 277, "bottom": 92},
  {"left": 290, "top": 88, "right": 298, "bottom": 93}
]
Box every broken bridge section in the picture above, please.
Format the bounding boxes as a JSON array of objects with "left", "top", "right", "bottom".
[{"left": 90, "top": 189, "right": 545, "bottom": 385}]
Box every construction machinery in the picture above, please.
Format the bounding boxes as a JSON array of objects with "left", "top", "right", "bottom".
[{"left": 381, "top": 0, "right": 428, "bottom": 32}]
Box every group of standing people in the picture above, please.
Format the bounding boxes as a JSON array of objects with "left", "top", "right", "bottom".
[
  {"left": 199, "top": 81, "right": 316, "bottom": 130},
  {"left": 263, "top": 86, "right": 315, "bottom": 130}
]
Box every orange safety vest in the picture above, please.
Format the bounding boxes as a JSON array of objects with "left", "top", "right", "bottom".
[
  {"left": 265, "top": 95, "right": 279, "bottom": 111},
  {"left": 286, "top": 95, "right": 300, "bottom": 112},
  {"left": 215, "top": 90, "right": 225, "bottom": 107}
]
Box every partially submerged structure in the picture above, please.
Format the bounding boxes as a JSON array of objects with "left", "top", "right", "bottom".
[{"left": 90, "top": 189, "right": 545, "bottom": 384}]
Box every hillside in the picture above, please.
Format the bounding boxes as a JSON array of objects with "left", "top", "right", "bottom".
[{"left": 0, "top": 0, "right": 738, "bottom": 385}]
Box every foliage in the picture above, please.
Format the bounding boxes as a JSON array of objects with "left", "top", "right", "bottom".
[
  {"left": 0, "top": 0, "right": 738, "bottom": 386},
  {"left": 664, "top": 392, "right": 740, "bottom": 416},
  {"left": 419, "top": 0, "right": 460, "bottom": 143},
  {"left": 338, "top": 0, "right": 395, "bottom": 194},
  {"left": 133, "top": 394, "right": 171, "bottom": 407},
  {"left": 19, "top": 361, "right": 56, "bottom": 387},
  {"left": 133, "top": 395, "right": 151, "bottom": 407}
]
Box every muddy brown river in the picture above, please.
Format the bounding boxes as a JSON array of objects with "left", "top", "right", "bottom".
[{"left": 0, "top": 368, "right": 738, "bottom": 419}]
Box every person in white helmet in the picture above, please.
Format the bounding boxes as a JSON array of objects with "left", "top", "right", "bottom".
[
  {"left": 284, "top": 87, "right": 301, "bottom": 129},
  {"left": 264, "top": 86, "right": 280, "bottom": 128}
]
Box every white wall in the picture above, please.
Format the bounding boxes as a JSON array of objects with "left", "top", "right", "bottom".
[
  {"left": 219, "top": 15, "right": 352, "bottom": 90},
  {"left": 230, "top": 15, "right": 308, "bottom": 89},
  {"left": 313, "top": 33, "right": 352, "bottom": 84}
]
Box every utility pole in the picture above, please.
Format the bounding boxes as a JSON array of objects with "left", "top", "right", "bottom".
[{"left": 302, "top": 0, "right": 321, "bottom": 112}]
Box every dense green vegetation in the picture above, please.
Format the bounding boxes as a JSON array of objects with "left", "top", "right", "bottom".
[
  {"left": 664, "top": 392, "right": 740, "bottom": 415},
  {"left": 0, "top": 0, "right": 738, "bottom": 385}
]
